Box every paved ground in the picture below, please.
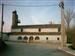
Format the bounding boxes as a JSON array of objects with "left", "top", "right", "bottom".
[
  {"left": 0, "top": 42, "right": 74, "bottom": 56},
  {"left": 61, "top": 47, "right": 75, "bottom": 56}
]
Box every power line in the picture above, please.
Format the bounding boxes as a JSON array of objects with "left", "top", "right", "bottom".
[
  {"left": 1, "top": 0, "right": 75, "bottom": 2},
  {"left": 1, "top": 0, "right": 60, "bottom": 2},
  {"left": 0, "top": 3, "right": 74, "bottom": 7},
  {"left": 0, "top": 4, "right": 58, "bottom": 7}
]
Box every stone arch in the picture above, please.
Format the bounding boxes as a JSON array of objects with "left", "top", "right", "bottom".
[
  {"left": 18, "top": 36, "right": 22, "bottom": 40},
  {"left": 35, "top": 36, "right": 40, "bottom": 40},
  {"left": 23, "top": 36, "right": 28, "bottom": 40},
  {"left": 29, "top": 36, "right": 33, "bottom": 40}
]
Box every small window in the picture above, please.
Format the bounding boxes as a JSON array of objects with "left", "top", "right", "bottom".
[
  {"left": 24, "top": 36, "right": 28, "bottom": 40},
  {"left": 21, "top": 28, "right": 23, "bottom": 32},
  {"left": 18, "top": 36, "right": 22, "bottom": 40},
  {"left": 57, "top": 37, "right": 59, "bottom": 40},
  {"left": 58, "top": 27, "right": 60, "bottom": 32},
  {"left": 35, "top": 36, "right": 40, "bottom": 40},
  {"left": 38, "top": 28, "right": 41, "bottom": 32},
  {"left": 46, "top": 37, "right": 48, "bottom": 40}
]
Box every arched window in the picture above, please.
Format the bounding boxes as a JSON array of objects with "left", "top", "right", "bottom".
[
  {"left": 23, "top": 36, "right": 28, "bottom": 40},
  {"left": 46, "top": 37, "right": 48, "bottom": 40},
  {"left": 29, "top": 36, "right": 33, "bottom": 40},
  {"left": 18, "top": 36, "right": 22, "bottom": 40},
  {"left": 35, "top": 36, "right": 40, "bottom": 40},
  {"left": 57, "top": 37, "right": 59, "bottom": 40}
]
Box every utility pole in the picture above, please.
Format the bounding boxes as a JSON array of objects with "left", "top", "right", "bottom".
[
  {"left": 0, "top": 4, "right": 4, "bottom": 40},
  {"left": 59, "top": 0, "right": 66, "bottom": 48}
]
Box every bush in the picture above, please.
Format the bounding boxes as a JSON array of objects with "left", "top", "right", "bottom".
[
  {"left": 0, "top": 39, "right": 7, "bottom": 50},
  {"left": 67, "top": 31, "right": 72, "bottom": 43},
  {"left": 68, "top": 45, "right": 75, "bottom": 50},
  {"left": 70, "top": 28, "right": 75, "bottom": 49},
  {"left": 66, "top": 27, "right": 75, "bottom": 49}
]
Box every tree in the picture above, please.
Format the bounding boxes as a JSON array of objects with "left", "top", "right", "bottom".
[
  {"left": 64, "top": 9, "right": 75, "bottom": 43},
  {"left": 64, "top": 9, "right": 75, "bottom": 30}
]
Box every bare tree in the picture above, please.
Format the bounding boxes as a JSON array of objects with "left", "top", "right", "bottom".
[
  {"left": 64, "top": 9, "right": 75, "bottom": 30},
  {"left": 64, "top": 9, "right": 75, "bottom": 43}
]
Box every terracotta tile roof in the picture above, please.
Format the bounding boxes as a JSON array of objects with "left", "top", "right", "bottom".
[
  {"left": 12, "top": 24, "right": 61, "bottom": 29},
  {"left": 9, "top": 32, "right": 61, "bottom": 35}
]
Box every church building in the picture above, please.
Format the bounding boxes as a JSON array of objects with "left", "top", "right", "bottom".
[{"left": 9, "top": 10, "right": 62, "bottom": 45}]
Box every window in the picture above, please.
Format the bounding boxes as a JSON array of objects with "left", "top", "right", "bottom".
[
  {"left": 46, "top": 37, "right": 48, "bottom": 40},
  {"left": 38, "top": 28, "right": 41, "bottom": 32},
  {"left": 57, "top": 37, "right": 59, "bottom": 40},
  {"left": 58, "top": 27, "right": 60, "bottom": 32},
  {"left": 23, "top": 36, "right": 28, "bottom": 40},
  {"left": 35, "top": 36, "right": 40, "bottom": 40},
  {"left": 18, "top": 36, "right": 22, "bottom": 40},
  {"left": 21, "top": 28, "right": 23, "bottom": 32},
  {"left": 29, "top": 36, "right": 33, "bottom": 40}
]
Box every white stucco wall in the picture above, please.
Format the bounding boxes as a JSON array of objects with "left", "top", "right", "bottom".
[
  {"left": 3, "top": 34, "right": 9, "bottom": 40},
  {"left": 23, "top": 28, "right": 58, "bottom": 32},
  {"left": 23, "top": 28, "right": 38, "bottom": 32},
  {"left": 0, "top": 33, "right": 9, "bottom": 40},
  {"left": 12, "top": 29, "right": 21, "bottom": 32},
  {"left": 9, "top": 35, "right": 61, "bottom": 42},
  {"left": 41, "top": 28, "right": 58, "bottom": 32}
]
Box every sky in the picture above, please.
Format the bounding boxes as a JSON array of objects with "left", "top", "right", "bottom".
[{"left": 0, "top": 0, "right": 75, "bottom": 32}]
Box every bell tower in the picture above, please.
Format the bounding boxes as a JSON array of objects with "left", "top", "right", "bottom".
[{"left": 12, "top": 10, "right": 20, "bottom": 27}]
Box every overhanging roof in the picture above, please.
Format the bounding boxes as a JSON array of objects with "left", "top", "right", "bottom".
[
  {"left": 9, "top": 32, "right": 61, "bottom": 35},
  {"left": 12, "top": 24, "right": 61, "bottom": 29}
]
